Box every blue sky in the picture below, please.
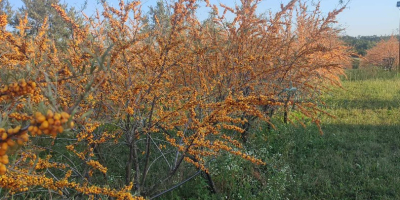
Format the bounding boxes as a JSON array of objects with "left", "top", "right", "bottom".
[{"left": 8, "top": 0, "right": 400, "bottom": 36}]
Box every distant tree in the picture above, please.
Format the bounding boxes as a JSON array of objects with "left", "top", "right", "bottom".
[
  {"left": 9, "top": 0, "right": 83, "bottom": 49},
  {"left": 0, "top": 0, "right": 13, "bottom": 18},
  {"left": 143, "top": 0, "right": 171, "bottom": 31},
  {"left": 362, "top": 36, "right": 399, "bottom": 70},
  {"left": 341, "top": 35, "right": 392, "bottom": 56}
]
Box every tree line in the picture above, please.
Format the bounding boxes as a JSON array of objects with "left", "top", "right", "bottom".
[{"left": 341, "top": 35, "right": 395, "bottom": 56}]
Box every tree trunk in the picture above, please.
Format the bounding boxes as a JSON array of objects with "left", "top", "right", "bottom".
[
  {"left": 126, "top": 140, "right": 140, "bottom": 193},
  {"left": 203, "top": 171, "right": 217, "bottom": 194},
  {"left": 125, "top": 142, "right": 134, "bottom": 186}
]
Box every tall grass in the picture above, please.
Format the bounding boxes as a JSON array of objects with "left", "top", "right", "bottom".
[{"left": 345, "top": 67, "right": 400, "bottom": 81}]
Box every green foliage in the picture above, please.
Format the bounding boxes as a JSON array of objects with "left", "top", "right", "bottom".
[
  {"left": 143, "top": 0, "right": 172, "bottom": 30},
  {"left": 9, "top": 0, "right": 83, "bottom": 49},
  {"left": 341, "top": 35, "right": 393, "bottom": 56},
  {"left": 0, "top": 0, "right": 13, "bottom": 18},
  {"left": 351, "top": 58, "right": 360, "bottom": 69}
]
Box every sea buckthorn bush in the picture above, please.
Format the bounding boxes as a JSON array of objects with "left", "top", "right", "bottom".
[
  {"left": 0, "top": 0, "right": 350, "bottom": 198},
  {"left": 362, "top": 35, "right": 399, "bottom": 70}
]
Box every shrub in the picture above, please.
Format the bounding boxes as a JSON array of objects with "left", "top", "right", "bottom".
[{"left": 0, "top": 0, "right": 349, "bottom": 198}]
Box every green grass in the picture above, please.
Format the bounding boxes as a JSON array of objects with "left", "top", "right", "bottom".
[
  {"left": 344, "top": 67, "right": 400, "bottom": 81},
  {"left": 166, "top": 68, "right": 400, "bottom": 199},
  {"left": 279, "top": 68, "right": 400, "bottom": 199}
]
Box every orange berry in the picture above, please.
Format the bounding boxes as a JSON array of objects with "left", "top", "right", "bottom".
[
  {"left": 6, "top": 139, "right": 15, "bottom": 147},
  {"left": 30, "top": 82, "right": 37, "bottom": 88},
  {"left": 1, "top": 133, "right": 7, "bottom": 140},
  {"left": 17, "top": 139, "right": 24, "bottom": 145},
  {"left": 35, "top": 112, "right": 42, "bottom": 118},
  {"left": 28, "top": 126, "right": 34, "bottom": 132},
  {"left": 46, "top": 110, "right": 54, "bottom": 119},
  {"left": 50, "top": 131, "right": 57, "bottom": 137},
  {"left": 0, "top": 163, "right": 6, "bottom": 175},
  {"left": 14, "top": 126, "right": 21, "bottom": 132},
  {"left": 61, "top": 112, "right": 70, "bottom": 119},
  {"left": 54, "top": 120, "right": 61, "bottom": 126},
  {"left": 57, "top": 126, "right": 64, "bottom": 133},
  {"left": 1, "top": 143, "right": 8, "bottom": 151},
  {"left": 7, "top": 129, "right": 14, "bottom": 135},
  {"left": 36, "top": 116, "right": 46, "bottom": 123},
  {"left": 48, "top": 118, "right": 54, "bottom": 125},
  {"left": 39, "top": 121, "right": 49, "bottom": 130},
  {"left": 19, "top": 80, "right": 27, "bottom": 87},
  {"left": 0, "top": 149, "right": 6, "bottom": 156},
  {"left": 20, "top": 133, "right": 29, "bottom": 142},
  {"left": 0, "top": 155, "right": 8, "bottom": 165},
  {"left": 54, "top": 113, "right": 61, "bottom": 120}
]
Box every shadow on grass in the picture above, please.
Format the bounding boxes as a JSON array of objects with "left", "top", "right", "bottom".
[{"left": 270, "top": 123, "right": 400, "bottom": 199}]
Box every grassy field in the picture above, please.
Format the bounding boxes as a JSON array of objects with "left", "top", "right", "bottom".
[
  {"left": 165, "top": 68, "right": 400, "bottom": 199},
  {"left": 284, "top": 69, "right": 400, "bottom": 199}
]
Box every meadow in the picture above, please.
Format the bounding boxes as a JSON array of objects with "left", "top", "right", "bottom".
[{"left": 165, "top": 68, "right": 400, "bottom": 199}]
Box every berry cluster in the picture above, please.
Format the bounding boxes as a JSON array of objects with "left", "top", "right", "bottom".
[
  {"left": 28, "top": 110, "right": 73, "bottom": 137},
  {"left": 8, "top": 113, "right": 32, "bottom": 121},
  {"left": 0, "top": 110, "right": 73, "bottom": 175},
  {"left": 0, "top": 127, "right": 29, "bottom": 175},
  {"left": 0, "top": 79, "right": 37, "bottom": 101}
]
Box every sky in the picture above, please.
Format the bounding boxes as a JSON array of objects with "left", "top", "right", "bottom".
[{"left": 7, "top": 0, "right": 400, "bottom": 36}]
